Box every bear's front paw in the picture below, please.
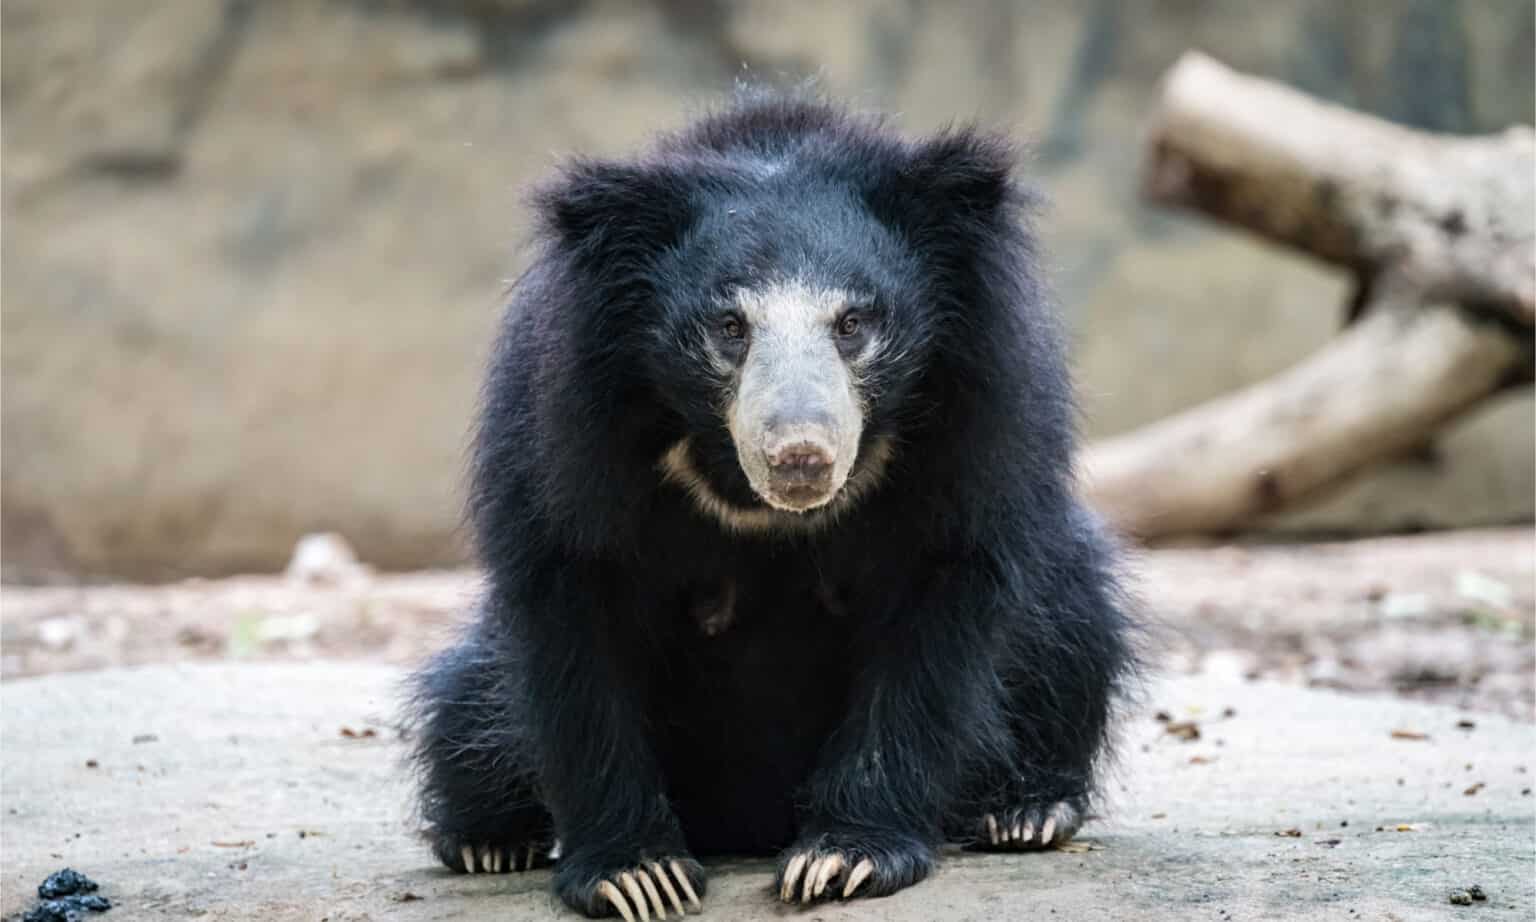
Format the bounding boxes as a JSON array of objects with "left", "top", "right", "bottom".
[
  {"left": 554, "top": 852, "right": 704, "bottom": 920},
  {"left": 775, "top": 829, "right": 934, "bottom": 904},
  {"left": 975, "top": 796, "right": 1085, "bottom": 850}
]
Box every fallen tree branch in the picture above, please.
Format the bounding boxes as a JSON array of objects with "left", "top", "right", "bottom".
[
  {"left": 1143, "top": 52, "right": 1535, "bottom": 326},
  {"left": 1082, "top": 292, "right": 1528, "bottom": 539},
  {"left": 1081, "top": 53, "right": 1534, "bottom": 540}
]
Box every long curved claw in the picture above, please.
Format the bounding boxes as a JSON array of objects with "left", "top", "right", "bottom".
[
  {"left": 635, "top": 868, "right": 667, "bottom": 919},
  {"left": 649, "top": 861, "right": 685, "bottom": 917},
  {"left": 461, "top": 845, "right": 476, "bottom": 874},
  {"left": 669, "top": 860, "right": 702, "bottom": 913},
  {"left": 597, "top": 880, "right": 636, "bottom": 922},
  {"left": 619, "top": 872, "right": 650, "bottom": 922},
  {"left": 780, "top": 852, "right": 809, "bottom": 902},
  {"left": 812, "top": 853, "right": 843, "bottom": 899},
  {"left": 843, "top": 858, "right": 875, "bottom": 898}
]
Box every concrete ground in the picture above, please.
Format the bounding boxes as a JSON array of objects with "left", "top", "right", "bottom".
[{"left": 2, "top": 662, "right": 1531, "bottom": 921}]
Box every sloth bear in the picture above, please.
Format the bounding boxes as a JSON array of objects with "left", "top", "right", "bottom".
[{"left": 410, "top": 91, "right": 1136, "bottom": 919}]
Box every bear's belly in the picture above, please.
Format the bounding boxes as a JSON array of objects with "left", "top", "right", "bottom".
[{"left": 656, "top": 579, "right": 852, "bottom": 855}]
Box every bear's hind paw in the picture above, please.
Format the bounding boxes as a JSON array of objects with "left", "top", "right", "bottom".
[
  {"left": 977, "top": 798, "right": 1084, "bottom": 850},
  {"left": 442, "top": 839, "right": 553, "bottom": 874}
]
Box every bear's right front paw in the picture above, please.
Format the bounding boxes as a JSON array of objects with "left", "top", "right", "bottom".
[{"left": 554, "top": 853, "right": 704, "bottom": 920}]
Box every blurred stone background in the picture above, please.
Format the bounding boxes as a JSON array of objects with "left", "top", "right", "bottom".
[{"left": 2, "top": 0, "right": 1532, "bottom": 581}]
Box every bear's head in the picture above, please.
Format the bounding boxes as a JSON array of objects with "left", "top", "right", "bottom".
[{"left": 534, "top": 100, "right": 1026, "bottom": 532}]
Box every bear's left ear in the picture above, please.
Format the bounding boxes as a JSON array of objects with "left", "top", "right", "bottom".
[
  {"left": 535, "top": 159, "right": 698, "bottom": 265},
  {"left": 863, "top": 130, "right": 1019, "bottom": 242}
]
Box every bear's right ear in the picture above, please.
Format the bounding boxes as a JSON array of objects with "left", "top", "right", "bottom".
[{"left": 534, "top": 159, "right": 697, "bottom": 265}]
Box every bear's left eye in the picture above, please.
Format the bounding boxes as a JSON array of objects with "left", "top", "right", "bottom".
[{"left": 837, "top": 315, "right": 860, "bottom": 337}]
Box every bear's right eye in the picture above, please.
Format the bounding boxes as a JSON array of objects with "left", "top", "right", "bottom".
[{"left": 721, "top": 317, "right": 745, "bottom": 340}]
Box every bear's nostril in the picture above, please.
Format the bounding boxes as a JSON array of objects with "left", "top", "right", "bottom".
[{"left": 768, "top": 442, "right": 833, "bottom": 482}]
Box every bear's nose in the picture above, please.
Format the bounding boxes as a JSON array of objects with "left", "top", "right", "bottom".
[{"left": 767, "top": 441, "right": 833, "bottom": 484}]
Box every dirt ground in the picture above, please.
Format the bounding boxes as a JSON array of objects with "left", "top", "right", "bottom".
[{"left": 2, "top": 528, "right": 1532, "bottom": 718}]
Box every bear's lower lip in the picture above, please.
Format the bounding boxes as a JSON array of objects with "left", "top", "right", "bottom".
[{"left": 760, "top": 483, "right": 838, "bottom": 512}]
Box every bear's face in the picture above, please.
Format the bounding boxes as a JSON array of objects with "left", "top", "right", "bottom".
[
  {"left": 538, "top": 127, "right": 1016, "bottom": 532},
  {"left": 641, "top": 177, "right": 931, "bottom": 530}
]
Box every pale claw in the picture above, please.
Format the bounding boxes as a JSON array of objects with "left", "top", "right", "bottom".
[
  {"left": 491, "top": 848, "right": 503, "bottom": 873},
  {"left": 780, "top": 852, "right": 808, "bottom": 902},
  {"left": 650, "top": 861, "right": 685, "bottom": 917},
  {"left": 479, "top": 844, "right": 493, "bottom": 872},
  {"left": 986, "top": 813, "right": 999, "bottom": 845},
  {"left": 461, "top": 845, "right": 476, "bottom": 874},
  {"left": 1010, "top": 822, "right": 1022, "bottom": 842},
  {"left": 669, "top": 859, "right": 702, "bottom": 913},
  {"left": 636, "top": 869, "right": 667, "bottom": 919},
  {"left": 843, "top": 858, "right": 875, "bottom": 898},
  {"left": 620, "top": 872, "right": 650, "bottom": 922},
  {"left": 1041, "top": 816, "right": 1058, "bottom": 845},
  {"left": 597, "top": 880, "right": 636, "bottom": 922},
  {"left": 813, "top": 853, "right": 844, "bottom": 898},
  {"left": 1020, "top": 822, "right": 1035, "bottom": 846}
]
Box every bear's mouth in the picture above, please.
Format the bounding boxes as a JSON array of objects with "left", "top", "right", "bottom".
[{"left": 657, "top": 436, "right": 894, "bottom": 532}]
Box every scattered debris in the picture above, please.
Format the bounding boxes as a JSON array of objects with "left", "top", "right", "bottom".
[
  {"left": 1467, "top": 885, "right": 1487, "bottom": 901},
  {"left": 1379, "top": 593, "right": 1431, "bottom": 620},
  {"left": 1314, "top": 838, "right": 1341, "bottom": 847},
  {"left": 392, "top": 891, "right": 424, "bottom": 903},
  {"left": 1449, "top": 889, "right": 1474, "bottom": 905},
  {"left": 284, "top": 533, "right": 368, "bottom": 587},
  {"left": 1456, "top": 571, "right": 1513, "bottom": 611},
  {"left": 1150, "top": 813, "right": 1168, "bottom": 820},
  {"left": 1463, "top": 782, "right": 1485, "bottom": 796},
  {"left": 1055, "top": 839, "right": 1102, "bottom": 854},
  {"left": 1165, "top": 721, "right": 1201, "bottom": 742},
  {"left": 1275, "top": 828, "right": 1302, "bottom": 837},
  {"left": 84, "top": 760, "right": 98, "bottom": 769},
  {"left": 211, "top": 840, "right": 255, "bottom": 848},
  {"left": 1390, "top": 729, "right": 1428, "bottom": 741},
  {"left": 38, "top": 870, "right": 99, "bottom": 900},
  {"left": 36, "top": 617, "right": 83, "bottom": 652},
  {"left": 1153, "top": 711, "right": 1172, "bottom": 723},
  {"left": 339, "top": 726, "right": 377, "bottom": 739},
  {"left": 1456, "top": 719, "right": 1476, "bottom": 730},
  {"left": 253, "top": 613, "right": 321, "bottom": 645},
  {"left": 22, "top": 869, "right": 110, "bottom": 922},
  {"left": 1189, "top": 755, "right": 1217, "bottom": 765},
  {"left": 131, "top": 734, "right": 158, "bottom": 744}
]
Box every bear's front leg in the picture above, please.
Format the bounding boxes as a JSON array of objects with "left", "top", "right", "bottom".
[
  {"left": 515, "top": 570, "right": 706, "bottom": 920},
  {"left": 776, "top": 560, "right": 1015, "bottom": 904}
]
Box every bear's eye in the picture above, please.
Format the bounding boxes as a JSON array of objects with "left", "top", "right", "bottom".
[
  {"left": 721, "top": 316, "right": 745, "bottom": 340},
  {"left": 836, "top": 314, "right": 861, "bottom": 337}
]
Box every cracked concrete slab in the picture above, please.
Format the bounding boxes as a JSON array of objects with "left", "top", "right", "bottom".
[{"left": 2, "top": 662, "right": 1531, "bottom": 920}]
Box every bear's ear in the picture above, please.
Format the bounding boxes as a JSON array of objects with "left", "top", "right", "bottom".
[
  {"left": 535, "top": 159, "right": 697, "bottom": 264},
  {"left": 863, "top": 130, "right": 1018, "bottom": 242}
]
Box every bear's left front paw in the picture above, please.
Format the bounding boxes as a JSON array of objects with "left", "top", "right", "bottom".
[{"left": 774, "top": 830, "right": 934, "bottom": 904}]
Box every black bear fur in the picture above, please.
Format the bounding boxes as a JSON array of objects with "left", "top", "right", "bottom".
[{"left": 408, "top": 89, "right": 1138, "bottom": 917}]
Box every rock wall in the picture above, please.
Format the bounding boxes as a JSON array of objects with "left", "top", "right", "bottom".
[{"left": 3, "top": 0, "right": 1532, "bottom": 580}]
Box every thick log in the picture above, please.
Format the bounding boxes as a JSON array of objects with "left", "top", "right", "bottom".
[
  {"left": 1081, "top": 292, "right": 1528, "bottom": 540},
  {"left": 1143, "top": 52, "right": 1535, "bottom": 326}
]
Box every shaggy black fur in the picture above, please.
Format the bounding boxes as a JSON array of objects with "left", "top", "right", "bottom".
[{"left": 409, "top": 90, "right": 1137, "bottom": 917}]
